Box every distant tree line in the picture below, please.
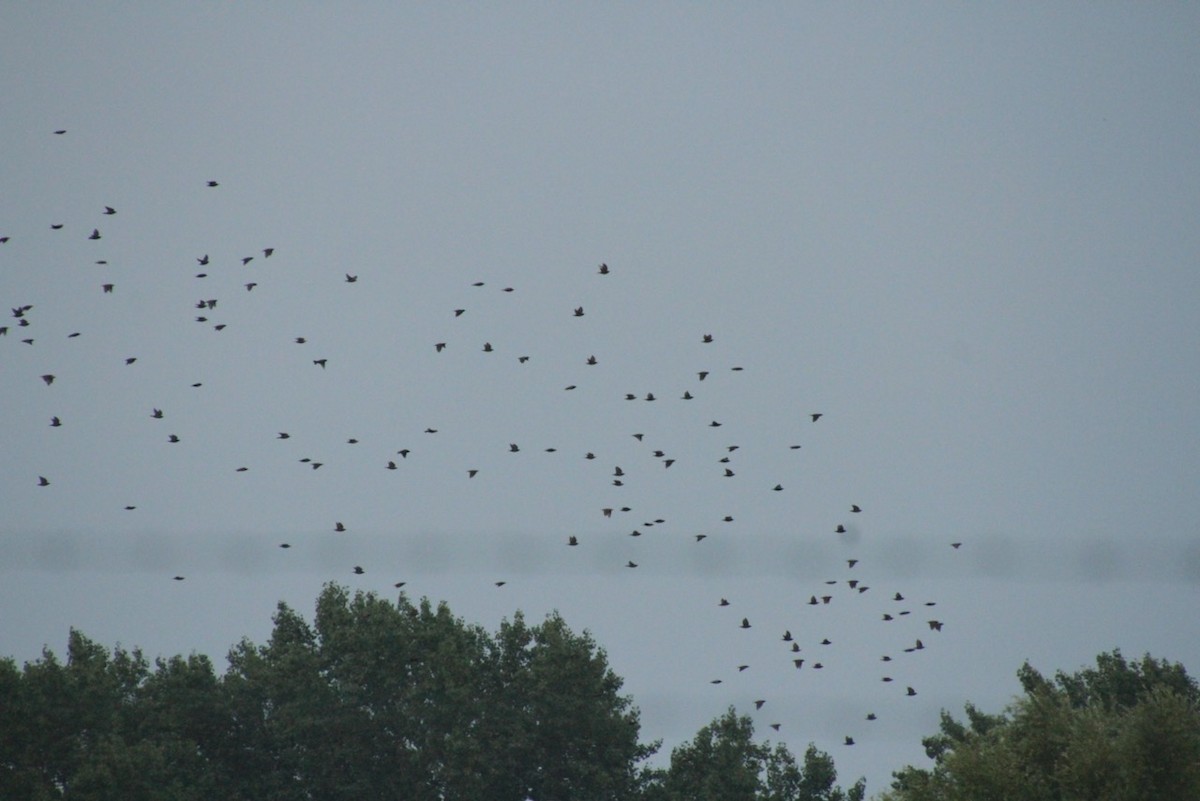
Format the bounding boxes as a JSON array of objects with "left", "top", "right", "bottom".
[
  {"left": 3, "top": 583, "right": 1195, "bottom": 800},
  {"left": 0, "top": 583, "right": 862, "bottom": 801}
]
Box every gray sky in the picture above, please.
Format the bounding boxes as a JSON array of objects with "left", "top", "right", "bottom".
[{"left": 2, "top": 4, "right": 1198, "bottom": 793}]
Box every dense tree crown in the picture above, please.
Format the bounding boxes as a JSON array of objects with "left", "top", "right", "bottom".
[{"left": 881, "top": 649, "right": 1200, "bottom": 801}]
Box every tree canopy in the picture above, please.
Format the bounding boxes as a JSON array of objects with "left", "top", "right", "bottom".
[
  {"left": 881, "top": 649, "right": 1200, "bottom": 801},
  {"left": 0, "top": 583, "right": 655, "bottom": 800}
]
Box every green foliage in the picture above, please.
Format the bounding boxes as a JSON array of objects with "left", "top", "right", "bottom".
[
  {"left": 642, "top": 708, "right": 864, "bottom": 801},
  {"left": 880, "top": 649, "right": 1200, "bottom": 801},
  {"left": 0, "top": 583, "right": 659, "bottom": 800}
]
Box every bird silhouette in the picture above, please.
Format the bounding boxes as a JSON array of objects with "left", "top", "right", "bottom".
[
  {"left": 103, "top": 206, "right": 116, "bottom": 215},
  {"left": 335, "top": 522, "right": 346, "bottom": 532},
  {"left": 89, "top": 229, "right": 101, "bottom": 240},
  {"left": 38, "top": 476, "right": 50, "bottom": 486},
  {"left": 345, "top": 274, "right": 357, "bottom": 283},
  {"left": 41, "top": 374, "right": 55, "bottom": 385},
  {"left": 50, "top": 417, "right": 61, "bottom": 427}
]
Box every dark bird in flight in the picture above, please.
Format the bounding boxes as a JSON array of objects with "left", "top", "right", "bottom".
[
  {"left": 681, "top": 391, "right": 693, "bottom": 400},
  {"left": 198, "top": 255, "right": 209, "bottom": 265},
  {"left": 602, "top": 508, "right": 613, "bottom": 518},
  {"left": 850, "top": 504, "right": 862, "bottom": 513},
  {"left": 893, "top": 592, "right": 905, "bottom": 601},
  {"left": 724, "top": 469, "right": 735, "bottom": 477},
  {"left": 740, "top": 618, "right": 751, "bottom": 629},
  {"left": 397, "top": 449, "right": 410, "bottom": 458},
  {"left": 586, "top": 355, "right": 598, "bottom": 365},
  {"left": 693, "top": 533, "right": 705, "bottom": 541},
  {"left": 41, "top": 374, "right": 55, "bottom": 385},
  {"left": 509, "top": 443, "right": 520, "bottom": 452},
  {"left": 754, "top": 699, "right": 766, "bottom": 709},
  {"left": 719, "top": 598, "right": 730, "bottom": 606},
  {"left": 698, "top": 371, "right": 709, "bottom": 381},
  {"left": 709, "top": 420, "right": 721, "bottom": 427},
  {"left": 906, "top": 687, "right": 918, "bottom": 696},
  {"left": 51, "top": 224, "right": 64, "bottom": 230},
  {"left": 168, "top": 435, "right": 180, "bottom": 443},
  {"left": 89, "top": 229, "right": 101, "bottom": 240},
  {"left": 518, "top": 355, "right": 530, "bottom": 363},
  {"left": 951, "top": 542, "right": 962, "bottom": 549},
  {"left": 867, "top": 713, "right": 877, "bottom": 720},
  {"left": 103, "top": 206, "right": 116, "bottom": 215},
  {"left": 263, "top": 248, "right": 274, "bottom": 257},
  {"left": 345, "top": 274, "right": 357, "bottom": 283},
  {"left": 793, "top": 659, "right": 805, "bottom": 669},
  {"left": 54, "top": 130, "right": 66, "bottom": 134},
  {"left": 124, "top": 506, "right": 136, "bottom": 511},
  {"left": 279, "top": 543, "right": 290, "bottom": 549},
  {"left": 482, "top": 342, "right": 493, "bottom": 352},
  {"left": 236, "top": 467, "right": 248, "bottom": 472},
  {"left": 770, "top": 723, "right": 781, "bottom": 731},
  {"left": 633, "top": 433, "right": 644, "bottom": 441},
  {"left": 152, "top": 409, "right": 163, "bottom": 418},
  {"left": 125, "top": 357, "right": 137, "bottom": 365},
  {"left": 773, "top": 484, "right": 783, "bottom": 491},
  {"left": 495, "top": 581, "right": 506, "bottom": 587},
  {"left": 810, "top": 413, "right": 823, "bottom": 422},
  {"left": 928, "top": 620, "right": 944, "bottom": 631},
  {"left": 313, "top": 359, "right": 327, "bottom": 368},
  {"left": 353, "top": 566, "right": 364, "bottom": 575},
  {"left": 435, "top": 342, "right": 446, "bottom": 351},
  {"left": 847, "top": 559, "right": 858, "bottom": 568},
  {"left": 245, "top": 282, "right": 257, "bottom": 291},
  {"left": 782, "top": 631, "right": 793, "bottom": 641},
  {"left": 173, "top": 576, "right": 185, "bottom": 581},
  {"left": 573, "top": 306, "right": 584, "bottom": 317},
  {"left": 626, "top": 561, "right": 638, "bottom": 568},
  {"left": 38, "top": 476, "right": 50, "bottom": 486},
  {"left": 835, "top": 525, "right": 846, "bottom": 533},
  {"left": 568, "top": 536, "right": 578, "bottom": 546},
  {"left": 103, "top": 284, "right": 114, "bottom": 293},
  {"left": 468, "top": 469, "right": 478, "bottom": 478},
  {"left": 242, "top": 256, "right": 253, "bottom": 265},
  {"left": 207, "top": 180, "right": 218, "bottom": 187},
  {"left": 50, "top": 417, "right": 61, "bottom": 427},
  {"left": 335, "top": 522, "right": 346, "bottom": 532},
  {"left": 386, "top": 461, "right": 397, "bottom": 470},
  {"left": 702, "top": 334, "right": 713, "bottom": 343},
  {"left": 278, "top": 432, "right": 290, "bottom": 439}
]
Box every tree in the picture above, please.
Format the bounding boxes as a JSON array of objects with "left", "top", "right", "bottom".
[
  {"left": 644, "top": 708, "right": 864, "bottom": 801},
  {"left": 880, "top": 649, "right": 1200, "bottom": 801}
]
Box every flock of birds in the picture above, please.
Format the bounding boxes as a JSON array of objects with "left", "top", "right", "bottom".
[{"left": 4, "top": 128, "right": 966, "bottom": 755}]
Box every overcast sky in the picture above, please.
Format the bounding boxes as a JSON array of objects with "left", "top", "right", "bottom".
[{"left": 2, "top": 4, "right": 1198, "bottom": 793}]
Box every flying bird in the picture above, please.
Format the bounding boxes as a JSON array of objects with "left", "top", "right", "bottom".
[
  {"left": 207, "top": 180, "right": 219, "bottom": 186},
  {"left": 573, "top": 306, "right": 584, "bottom": 317},
  {"left": 568, "top": 536, "right": 578, "bottom": 546},
  {"left": 810, "top": 413, "right": 823, "bottom": 422},
  {"left": 38, "top": 476, "right": 50, "bottom": 486},
  {"left": 335, "top": 522, "right": 346, "bottom": 532},
  {"left": 50, "top": 417, "right": 61, "bottom": 427},
  {"left": 740, "top": 618, "right": 751, "bottom": 629},
  {"left": 41, "top": 374, "right": 55, "bottom": 385},
  {"left": 89, "top": 229, "right": 101, "bottom": 240},
  {"left": 103, "top": 206, "right": 116, "bottom": 215},
  {"left": 345, "top": 274, "right": 358, "bottom": 283},
  {"left": 598, "top": 263, "right": 609, "bottom": 274},
  {"left": 263, "top": 248, "right": 274, "bottom": 257}
]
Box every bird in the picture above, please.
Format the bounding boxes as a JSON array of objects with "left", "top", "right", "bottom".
[
  {"left": 770, "top": 723, "right": 781, "bottom": 731},
  {"left": 50, "top": 417, "right": 61, "bottom": 427},
  {"left": 263, "top": 248, "right": 274, "bottom": 257},
  {"left": 698, "top": 371, "right": 709, "bottom": 381},
  {"left": 151, "top": 409, "right": 163, "bottom": 419},
  {"left": 279, "top": 543, "right": 290, "bottom": 549},
  {"left": 103, "top": 206, "right": 116, "bottom": 215},
  {"left": 951, "top": 542, "right": 963, "bottom": 549},
  {"left": 906, "top": 687, "right": 918, "bottom": 696},
  {"left": 89, "top": 229, "right": 101, "bottom": 240},
  {"left": 867, "top": 713, "right": 877, "bottom": 721},
  {"left": 102, "top": 284, "right": 114, "bottom": 293},
  {"left": 345, "top": 274, "right": 358, "bottom": 283},
  {"left": 41, "top": 374, "right": 55, "bottom": 385},
  {"left": 850, "top": 504, "right": 862, "bottom": 513},
  {"left": 755, "top": 699, "right": 765, "bottom": 710},
  {"left": 467, "top": 469, "right": 478, "bottom": 478},
  {"left": 793, "top": 659, "right": 805, "bottom": 669},
  {"left": 573, "top": 306, "right": 584, "bottom": 317},
  {"left": 278, "top": 433, "right": 290, "bottom": 439},
  {"left": 702, "top": 334, "right": 713, "bottom": 343},
  {"left": 38, "top": 476, "right": 50, "bottom": 486},
  {"left": 494, "top": 581, "right": 507, "bottom": 587},
  {"left": 51, "top": 224, "right": 64, "bottom": 230},
  {"left": 782, "top": 631, "right": 793, "bottom": 641},
  {"left": 740, "top": 618, "right": 751, "bottom": 629},
  {"left": 568, "top": 536, "right": 578, "bottom": 546},
  {"left": 54, "top": 129, "right": 66, "bottom": 134},
  {"left": 173, "top": 576, "right": 185, "bottom": 581},
  {"left": 482, "top": 343, "right": 493, "bottom": 352},
  {"left": 335, "top": 522, "right": 346, "bottom": 532},
  {"left": 681, "top": 391, "right": 693, "bottom": 400},
  {"left": 125, "top": 357, "right": 137, "bottom": 365},
  {"left": 435, "top": 343, "right": 446, "bottom": 352},
  {"left": 772, "top": 484, "right": 783, "bottom": 491},
  {"left": 313, "top": 359, "right": 327, "bottom": 368},
  {"left": 245, "top": 282, "right": 257, "bottom": 291},
  {"left": 928, "top": 620, "right": 944, "bottom": 631},
  {"left": 386, "top": 461, "right": 397, "bottom": 470},
  {"left": 586, "top": 355, "right": 597, "bottom": 365},
  {"left": 207, "top": 180, "right": 218, "bottom": 187},
  {"left": 693, "top": 533, "right": 706, "bottom": 541},
  {"left": 847, "top": 559, "right": 858, "bottom": 568},
  {"left": 719, "top": 598, "right": 730, "bottom": 606},
  {"left": 168, "top": 435, "right": 180, "bottom": 443},
  {"left": 124, "top": 506, "right": 136, "bottom": 511},
  {"left": 197, "top": 255, "right": 209, "bottom": 265},
  {"left": 241, "top": 256, "right": 253, "bottom": 265},
  {"left": 835, "top": 525, "right": 846, "bottom": 533},
  {"left": 810, "top": 413, "right": 822, "bottom": 422},
  {"left": 454, "top": 309, "right": 465, "bottom": 317},
  {"left": 626, "top": 561, "right": 638, "bottom": 568},
  {"left": 353, "top": 566, "right": 364, "bottom": 575}
]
